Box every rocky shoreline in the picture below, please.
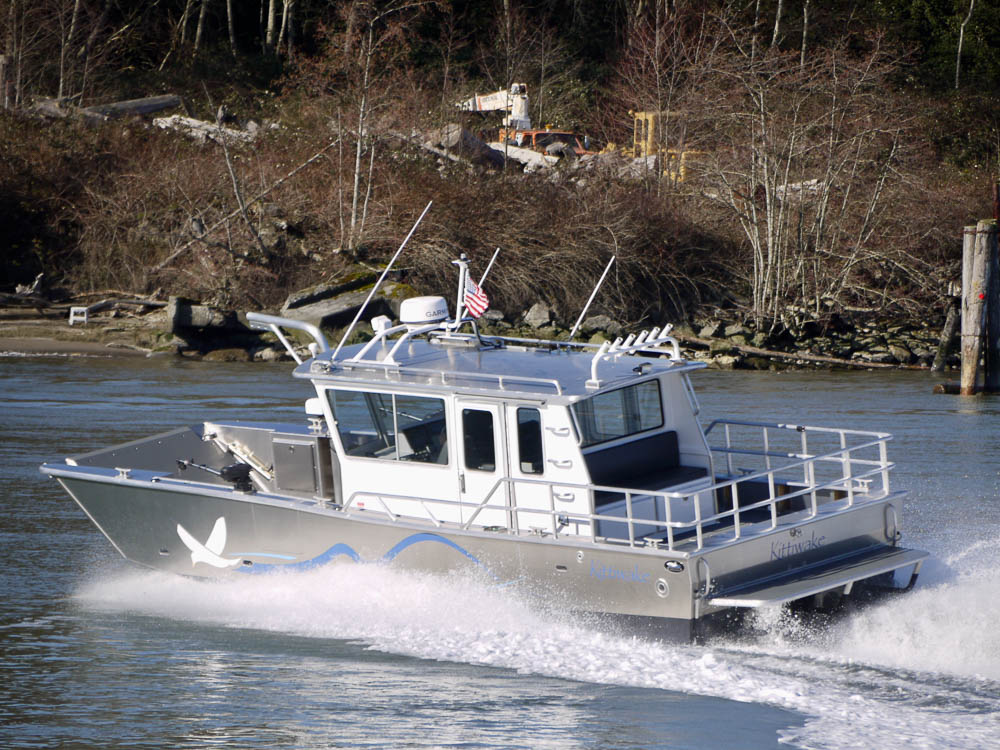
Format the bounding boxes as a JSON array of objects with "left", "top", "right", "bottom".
[{"left": 1, "top": 282, "right": 953, "bottom": 372}]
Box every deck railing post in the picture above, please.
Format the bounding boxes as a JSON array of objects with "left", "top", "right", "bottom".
[{"left": 625, "top": 490, "right": 636, "bottom": 546}]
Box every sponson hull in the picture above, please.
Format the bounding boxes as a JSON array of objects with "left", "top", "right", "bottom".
[{"left": 41, "top": 255, "right": 928, "bottom": 640}]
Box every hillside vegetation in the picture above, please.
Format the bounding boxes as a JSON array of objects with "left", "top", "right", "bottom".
[{"left": 2, "top": 0, "right": 999, "bottom": 331}]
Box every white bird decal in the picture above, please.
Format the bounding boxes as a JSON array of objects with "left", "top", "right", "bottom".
[{"left": 176, "top": 517, "right": 241, "bottom": 568}]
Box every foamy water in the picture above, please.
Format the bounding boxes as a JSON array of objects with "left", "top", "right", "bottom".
[{"left": 75, "top": 548, "right": 1000, "bottom": 750}]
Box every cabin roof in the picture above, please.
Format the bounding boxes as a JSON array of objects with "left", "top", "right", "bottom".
[{"left": 294, "top": 336, "right": 705, "bottom": 402}]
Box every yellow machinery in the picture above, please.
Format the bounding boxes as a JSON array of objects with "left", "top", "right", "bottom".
[{"left": 631, "top": 110, "right": 703, "bottom": 182}]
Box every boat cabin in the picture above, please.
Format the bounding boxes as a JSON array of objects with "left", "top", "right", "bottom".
[{"left": 276, "top": 291, "right": 715, "bottom": 541}]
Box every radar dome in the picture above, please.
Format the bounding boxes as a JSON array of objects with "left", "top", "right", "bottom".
[{"left": 399, "top": 296, "right": 449, "bottom": 325}]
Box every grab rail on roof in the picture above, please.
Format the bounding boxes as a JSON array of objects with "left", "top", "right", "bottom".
[
  {"left": 587, "top": 324, "right": 681, "bottom": 389},
  {"left": 246, "top": 312, "right": 330, "bottom": 365}
]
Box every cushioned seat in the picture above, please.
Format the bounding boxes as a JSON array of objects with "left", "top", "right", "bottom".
[{"left": 583, "top": 430, "right": 707, "bottom": 508}]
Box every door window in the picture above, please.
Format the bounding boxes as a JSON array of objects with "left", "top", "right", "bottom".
[
  {"left": 462, "top": 409, "right": 496, "bottom": 471},
  {"left": 516, "top": 408, "right": 543, "bottom": 474}
]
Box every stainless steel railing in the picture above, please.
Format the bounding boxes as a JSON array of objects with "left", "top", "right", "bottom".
[{"left": 340, "top": 420, "right": 894, "bottom": 552}]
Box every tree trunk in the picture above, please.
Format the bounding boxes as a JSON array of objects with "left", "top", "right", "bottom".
[
  {"left": 277, "top": 0, "right": 288, "bottom": 52},
  {"left": 771, "top": 0, "right": 784, "bottom": 46},
  {"left": 226, "top": 0, "right": 237, "bottom": 56},
  {"left": 349, "top": 26, "right": 374, "bottom": 251},
  {"left": 956, "top": 0, "right": 976, "bottom": 89},
  {"left": 180, "top": 0, "right": 194, "bottom": 46},
  {"left": 800, "top": 0, "right": 810, "bottom": 67},
  {"left": 266, "top": 0, "right": 279, "bottom": 52},
  {"left": 194, "top": 0, "right": 209, "bottom": 55},
  {"left": 59, "top": 0, "right": 82, "bottom": 99}
]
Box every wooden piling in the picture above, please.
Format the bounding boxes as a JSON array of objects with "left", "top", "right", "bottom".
[
  {"left": 931, "top": 285, "right": 960, "bottom": 373},
  {"left": 959, "top": 221, "right": 994, "bottom": 395},
  {"left": 985, "top": 223, "right": 1000, "bottom": 392}
]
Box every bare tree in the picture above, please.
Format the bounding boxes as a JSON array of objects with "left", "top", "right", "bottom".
[
  {"left": 800, "top": 0, "right": 810, "bottom": 67},
  {"left": 317, "top": 0, "right": 429, "bottom": 252},
  {"left": 956, "top": 0, "right": 976, "bottom": 89},
  {"left": 699, "top": 29, "right": 912, "bottom": 325}
]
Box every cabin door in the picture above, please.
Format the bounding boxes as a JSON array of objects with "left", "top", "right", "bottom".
[{"left": 455, "top": 399, "right": 510, "bottom": 528}]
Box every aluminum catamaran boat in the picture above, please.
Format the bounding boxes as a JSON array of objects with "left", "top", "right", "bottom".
[{"left": 41, "top": 254, "right": 927, "bottom": 640}]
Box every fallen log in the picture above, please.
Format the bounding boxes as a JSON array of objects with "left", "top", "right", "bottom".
[
  {"left": 152, "top": 114, "right": 255, "bottom": 144},
  {"left": 82, "top": 94, "right": 183, "bottom": 119},
  {"left": 673, "top": 333, "right": 929, "bottom": 371}
]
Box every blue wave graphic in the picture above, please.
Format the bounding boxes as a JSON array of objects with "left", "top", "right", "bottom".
[
  {"left": 237, "top": 533, "right": 494, "bottom": 578},
  {"left": 239, "top": 542, "right": 361, "bottom": 575}
]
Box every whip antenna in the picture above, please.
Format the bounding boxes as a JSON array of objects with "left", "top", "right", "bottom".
[
  {"left": 568, "top": 255, "right": 616, "bottom": 341},
  {"left": 332, "top": 200, "right": 432, "bottom": 360}
]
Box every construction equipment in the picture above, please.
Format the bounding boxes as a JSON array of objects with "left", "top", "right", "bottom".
[
  {"left": 631, "top": 110, "right": 703, "bottom": 182},
  {"left": 458, "top": 84, "right": 593, "bottom": 156},
  {"left": 458, "top": 83, "right": 531, "bottom": 130}
]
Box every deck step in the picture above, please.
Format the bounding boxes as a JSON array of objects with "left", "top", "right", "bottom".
[{"left": 707, "top": 546, "right": 928, "bottom": 608}]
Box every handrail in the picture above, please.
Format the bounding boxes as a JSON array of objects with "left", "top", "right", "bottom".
[
  {"left": 332, "top": 418, "right": 894, "bottom": 552},
  {"left": 330, "top": 359, "right": 564, "bottom": 395},
  {"left": 338, "top": 437, "right": 893, "bottom": 552},
  {"left": 586, "top": 324, "right": 682, "bottom": 389},
  {"left": 246, "top": 312, "right": 330, "bottom": 364}
]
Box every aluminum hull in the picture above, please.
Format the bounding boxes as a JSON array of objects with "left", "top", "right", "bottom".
[{"left": 45, "top": 462, "right": 924, "bottom": 640}]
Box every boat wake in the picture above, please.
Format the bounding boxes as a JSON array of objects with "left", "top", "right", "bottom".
[{"left": 75, "top": 548, "right": 1000, "bottom": 750}]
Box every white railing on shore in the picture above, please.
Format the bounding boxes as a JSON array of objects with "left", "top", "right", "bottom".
[{"left": 340, "top": 421, "right": 894, "bottom": 552}]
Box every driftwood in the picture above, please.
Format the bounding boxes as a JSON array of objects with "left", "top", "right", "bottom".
[
  {"left": 82, "top": 94, "right": 183, "bottom": 119},
  {"left": 673, "top": 333, "right": 929, "bottom": 371},
  {"left": 152, "top": 114, "right": 255, "bottom": 144},
  {"left": 33, "top": 94, "right": 183, "bottom": 123}
]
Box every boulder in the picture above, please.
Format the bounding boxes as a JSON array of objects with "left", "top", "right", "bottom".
[
  {"left": 524, "top": 302, "right": 553, "bottom": 328},
  {"left": 167, "top": 297, "right": 248, "bottom": 334},
  {"left": 580, "top": 314, "right": 623, "bottom": 338},
  {"left": 888, "top": 344, "right": 913, "bottom": 364},
  {"left": 281, "top": 273, "right": 378, "bottom": 311},
  {"left": 280, "top": 281, "right": 411, "bottom": 328},
  {"left": 699, "top": 321, "right": 721, "bottom": 338},
  {"left": 427, "top": 124, "right": 505, "bottom": 168},
  {"left": 203, "top": 348, "right": 252, "bottom": 362}
]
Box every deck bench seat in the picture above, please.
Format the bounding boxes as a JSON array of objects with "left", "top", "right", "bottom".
[{"left": 583, "top": 430, "right": 708, "bottom": 508}]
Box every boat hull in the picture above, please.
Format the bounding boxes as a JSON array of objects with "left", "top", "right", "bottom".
[{"left": 48, "top": 467, "right": 924, "bottom": 641}]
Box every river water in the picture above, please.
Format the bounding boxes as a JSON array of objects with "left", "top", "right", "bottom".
[{"left": 2, "top": 355, "right": 999, "bottom": 749}]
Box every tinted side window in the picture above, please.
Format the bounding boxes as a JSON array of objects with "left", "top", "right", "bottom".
[
  {"left": 571, "top": 379, "right": 664, "bottom": 447},
  {"left": 517, "top": 408, "right": 543, "bottom": 474},
  {"left": 462, "top": 409, "right": 496, "bottom": 471}
]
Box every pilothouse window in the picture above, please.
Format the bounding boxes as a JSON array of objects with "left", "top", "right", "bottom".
[
  {"left": 328, "top": 389, "right": 448, "bottom": 464},
  {"left": 572, "top": 380, "right": 664, "bottom": 447}
]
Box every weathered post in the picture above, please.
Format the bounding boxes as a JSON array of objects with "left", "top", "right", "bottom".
[
  {"left": 931, "top": 281, "right": 961, "bottom": 373},
  {"left": 985, "top": 221, "right": 1000, "bottom": 391},
  {"left": 959, "top": 222, "right": 992, "bottom": 395}
]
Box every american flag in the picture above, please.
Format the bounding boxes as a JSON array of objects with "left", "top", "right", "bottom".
[{"left": 464, "top": 276, "right": 490, "bottom": 318}]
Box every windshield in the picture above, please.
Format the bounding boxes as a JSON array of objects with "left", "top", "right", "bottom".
[{"left": 571, "top": 380, "right": 663, "bottom": 448}]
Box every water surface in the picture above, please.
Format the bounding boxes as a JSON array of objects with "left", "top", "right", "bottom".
[{"left": 2, "top": 357, "right": 998, "bottom": 748}]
